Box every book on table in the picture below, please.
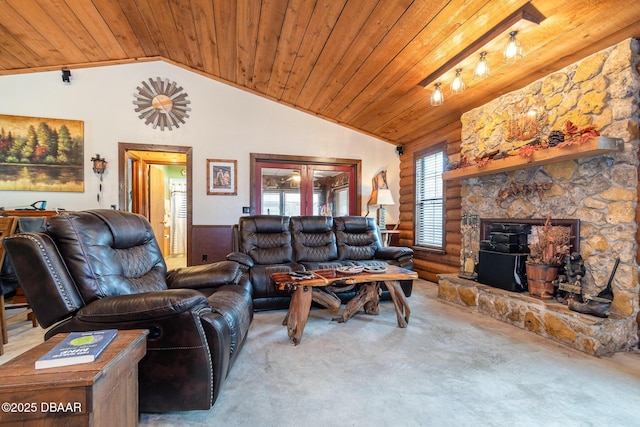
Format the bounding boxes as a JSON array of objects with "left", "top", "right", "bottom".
[{"left": 35, "top": 329, "right": 118, "bottom": 369}]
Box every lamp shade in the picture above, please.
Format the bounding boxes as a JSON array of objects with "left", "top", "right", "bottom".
[{"left": 370, "top": 188, "right": 395, "bottom": 206}]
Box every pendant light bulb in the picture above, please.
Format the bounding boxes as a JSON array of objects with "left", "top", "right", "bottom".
[
  {"left": 473, "top": 51, "right": 490, "bottom": 80},
  {"left": 450, "top": 68, "right": 466, "bottom": 94},
  {"left": 503, "top": 31, "right": 522, "bottom": 63},
  {"left": 430, "top": 82, "right": 444, "bottom": 106}
]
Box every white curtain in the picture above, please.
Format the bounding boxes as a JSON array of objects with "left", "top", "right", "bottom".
[{"left": 170, "top": 179, "right": 187, "bottom": 255}]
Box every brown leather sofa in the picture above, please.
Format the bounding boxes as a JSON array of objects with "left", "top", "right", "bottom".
[
  {"left": 226, "top": 215, "right": 414, "bottom": 310},
  {"left": 2, "top": 209, "right": 253, "bottom": 413}
]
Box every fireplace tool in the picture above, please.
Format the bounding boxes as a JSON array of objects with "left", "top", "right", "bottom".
[
  {"left": 458, "top": 213, "right": 478, "bottom": 280},
  {"left": 568, "top": 257, "right": 619, "bottom": 318}
]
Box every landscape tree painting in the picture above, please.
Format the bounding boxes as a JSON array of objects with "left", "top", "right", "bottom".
[{"left": 0, "top": 114, "right": 84, "bottom": 192}]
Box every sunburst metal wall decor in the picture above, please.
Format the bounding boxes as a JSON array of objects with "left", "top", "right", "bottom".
[{"left": 133, "top": 77, "right": 191, "bottom": 131}]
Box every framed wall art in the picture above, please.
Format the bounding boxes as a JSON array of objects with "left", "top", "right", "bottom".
[
  {"left": 207, "top": 159, "right": 237, "bottom": 195},
  {"left": 0, "top": 114, "right": 84, "bottom": 192}
]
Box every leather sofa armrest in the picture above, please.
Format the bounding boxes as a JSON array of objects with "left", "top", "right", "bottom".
[
  {"left": 166, "top": 260, "right": 241, "bottom": 290},
  {"left": 375, "top": 246, "right": 414, "bottom": 261},
  {"left": 226, "top": 251, "right": 254, "bottom": 268},
  {"left": 76, "top": 289, "right": 209, "bottom": 323}
]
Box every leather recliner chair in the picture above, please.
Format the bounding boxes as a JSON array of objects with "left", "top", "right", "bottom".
[{"left": 2, "top": 209, "right": 253, "bottom": 412}]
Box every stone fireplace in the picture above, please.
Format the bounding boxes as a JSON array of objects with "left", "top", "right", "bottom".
[{"left": 437, "top": 39, "right": 640, "bottom": 356}]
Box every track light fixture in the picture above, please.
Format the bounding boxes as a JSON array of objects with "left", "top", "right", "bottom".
[{"left": 417, "top": 2, "right": 545, "bottom": 101}]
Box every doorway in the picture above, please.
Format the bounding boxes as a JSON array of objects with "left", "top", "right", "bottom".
[{"left": 118, "top": 143, "right": 192, "bottom": 268}]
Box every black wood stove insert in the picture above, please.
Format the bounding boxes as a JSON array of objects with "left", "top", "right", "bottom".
[{"left": 476, "top": 218, "right": 580, "bottom": 292}]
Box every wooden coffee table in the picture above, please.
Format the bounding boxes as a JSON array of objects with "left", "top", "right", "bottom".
[{"left": 271, "top": 266, "right": 418, "bottom": 344}]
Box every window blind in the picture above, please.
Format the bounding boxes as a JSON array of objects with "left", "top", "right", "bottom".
[{"left": 415, "top": 150, "right": 444, "bottom": 248}]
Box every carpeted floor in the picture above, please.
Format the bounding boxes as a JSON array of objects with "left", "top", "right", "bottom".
[
  {"left": 139, "top": 280, "right": 640, "bottom": 427},
  {"left": 2, "top": 280, "right": 638, "bottom": 426}
]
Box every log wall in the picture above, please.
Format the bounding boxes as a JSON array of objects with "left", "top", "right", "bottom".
[{"left": 399, "top": 120, "right": 462, "bottom": 283}]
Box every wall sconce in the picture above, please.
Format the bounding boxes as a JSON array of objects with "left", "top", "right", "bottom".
[
  {"left": 473, "top": 52, "right": 490, "bottom": 80},
  {"left": 450, "top": 68, "right": 466, "bottom": 94},
  {"left": 503, "top": 31, "right": 523, "bottom": 63},
  {"left": 430, "top": 83, "right": 444, "bottom": 106},
  {"left": 369, "top": 188, "right": 395, "bottom": 229},
  {"left": 417, "top": 3, "right": 544, "bottom": 91},
  {"left": 61, "top": 68, "right": 71, "bottom": 84}
]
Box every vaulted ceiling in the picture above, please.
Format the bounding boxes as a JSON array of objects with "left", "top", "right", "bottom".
[{"left": 1, "top": 0, "right": 639, "bottom": 146}]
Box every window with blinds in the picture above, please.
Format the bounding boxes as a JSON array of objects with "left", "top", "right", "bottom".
[{"left": 415, "top": 147, "right": 445, "bottom": 249}]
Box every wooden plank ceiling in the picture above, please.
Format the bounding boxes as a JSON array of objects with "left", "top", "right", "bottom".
[{"left": 1, "top": 0, "right": 639, "bottom": 146}]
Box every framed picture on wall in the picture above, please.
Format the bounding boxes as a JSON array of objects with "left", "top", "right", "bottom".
[
  {"left": 0, "top": 114, "right": 84, "bottom": 192},
  {"left": 207, "top": 159, "right": 237, "bottom": 195}
]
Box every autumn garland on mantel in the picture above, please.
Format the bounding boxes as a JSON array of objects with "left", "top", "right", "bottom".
[
  {"left": 518, "top": 121, "right": 600, "bottom": 158},
  {"left": 447, "top": 121, "right": 601, "bottom": 170}
]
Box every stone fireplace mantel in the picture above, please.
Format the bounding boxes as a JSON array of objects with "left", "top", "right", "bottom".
[{"left": 443, "top": 136, "right": 623, "bottom": 181}]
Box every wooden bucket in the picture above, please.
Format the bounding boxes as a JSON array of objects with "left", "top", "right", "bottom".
[{"left": 526, "top": 263, "right": 558, "bottom": 299}]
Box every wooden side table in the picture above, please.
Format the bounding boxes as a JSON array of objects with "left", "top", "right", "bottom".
[
  {"left": 0, "top": 329, "right": 147, "bottom": 426},
  {"left": 379, "top": 229, "right": 400, "bottom": 247}
]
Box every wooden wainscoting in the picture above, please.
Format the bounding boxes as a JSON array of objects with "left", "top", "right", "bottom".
[{"left": 190, "top": 225, "right": 234, "bottom": 265}]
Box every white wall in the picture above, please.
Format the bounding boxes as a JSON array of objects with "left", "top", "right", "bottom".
[{"left": 0, "top": 61, "right": 400, "bottom": 225}]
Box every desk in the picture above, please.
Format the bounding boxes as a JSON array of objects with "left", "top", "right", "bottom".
[{"left": 0, "top": 329, "right": 147, "bottom": 426}]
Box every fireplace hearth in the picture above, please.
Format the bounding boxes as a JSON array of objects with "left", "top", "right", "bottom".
[
  {"left": 440, "top": 217, "right": 638, "bottom": 356},
  {"left": 438, "top": 273, "right": 636, "bottom": 356}
]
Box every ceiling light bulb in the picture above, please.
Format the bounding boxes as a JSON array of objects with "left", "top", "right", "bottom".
[
  {"left": 503, "top": 31, "right": 522, "bottom": 63},
  {"left": 473, "top": 51, "right": 490, "bottom": 80},
  {"left": 450, "top": 68, "right": 465, "bottom": 94},
  {"left": 430, "top": 83, "right": 444, "bottom": 106}
]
